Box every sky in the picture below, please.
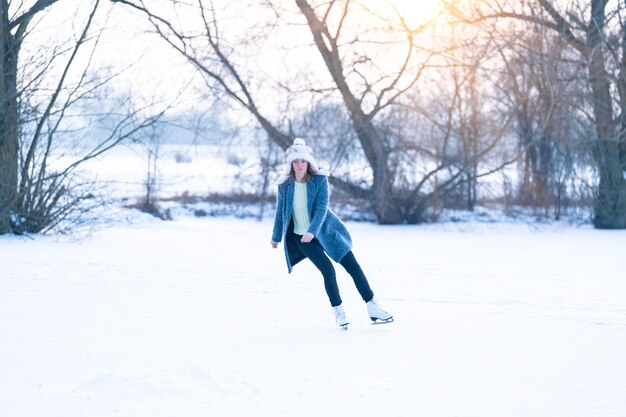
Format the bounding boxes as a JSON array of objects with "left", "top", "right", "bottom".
[{"left": 17, "top": 0, "right": 455, "bottom": 118}]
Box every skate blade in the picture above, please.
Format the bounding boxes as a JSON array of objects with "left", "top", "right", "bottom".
[
  {"left": 339, "top": 323, "right": 349, "bottom": 330},
  {"left": 370, "top": 317, "right": 394, "bottom": 325}
]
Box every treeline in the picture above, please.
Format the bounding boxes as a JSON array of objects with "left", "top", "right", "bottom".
[{"left": 1, "top": 0, "right": 625, "bottom": 233}]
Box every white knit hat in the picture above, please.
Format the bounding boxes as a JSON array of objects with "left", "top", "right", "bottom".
[{"left": 283, "top": 138, "right": 319, "bottom": 172}]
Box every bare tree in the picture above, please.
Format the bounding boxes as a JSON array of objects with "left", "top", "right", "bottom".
[
  {"left": 449, "top": 0, "right": 626, "bottom": 228},
  {"left": 114, "top": 0, "right": 503, "bottom": 223},
  {"left": 0, "top": 0, "right": 166, "bottom": 234},
  {"left": 492, "top": 23, "right": 590, "bottom": 218},
  {"left": 293, "top": 0, "right": 448, "bottom": 223},
  {"left": 0, "top": 1, "right": 61, "bottom": 233}
]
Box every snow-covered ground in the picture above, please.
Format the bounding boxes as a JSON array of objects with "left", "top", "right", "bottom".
[
  {"left": 63, "top": 144, "right": 267, "bottom": 199},
  {"left": 1, "top": 215, "right": 625, "bottom": 417}
]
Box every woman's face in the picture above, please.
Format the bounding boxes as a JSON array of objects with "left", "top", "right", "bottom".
[{"left": 292, "top": 159, "right": 308, "bottom": 176}]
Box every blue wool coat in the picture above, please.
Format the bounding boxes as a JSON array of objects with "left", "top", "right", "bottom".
[{"left": 271, "top": 175, "right": 353, "bottom": 273}]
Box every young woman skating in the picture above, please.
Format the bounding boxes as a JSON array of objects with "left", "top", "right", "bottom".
[{"left": 270, "top": 138, "right": 393, "bottom": 328}]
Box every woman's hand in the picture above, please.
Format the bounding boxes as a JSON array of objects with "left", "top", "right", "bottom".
[
  {"left": 271, "top": 241, "right": 278, "bottom": 248},
  {"left": 300, "top": 232, "right": 314, "bottom": 243}
]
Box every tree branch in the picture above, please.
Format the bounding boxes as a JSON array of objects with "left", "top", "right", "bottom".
[{"left": 10, "top": 0, "right": 59, "bottom": 31}]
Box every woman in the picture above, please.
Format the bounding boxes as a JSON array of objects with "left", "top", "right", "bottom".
[{"left": 270, "top": 138, "right": 393, "bottom": 328}]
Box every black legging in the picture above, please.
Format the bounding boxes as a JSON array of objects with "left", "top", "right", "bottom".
[{"left": 290, "top": 232, "right": 374, "bottom": 307}]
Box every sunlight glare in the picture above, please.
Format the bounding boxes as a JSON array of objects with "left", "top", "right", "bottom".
[{"left": 360, "top": 0, "right": 444, "bottom": 28}]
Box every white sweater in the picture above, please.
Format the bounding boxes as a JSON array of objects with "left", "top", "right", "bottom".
[{"left": 292, "top": 182, "right": 311, "bottom": 235}]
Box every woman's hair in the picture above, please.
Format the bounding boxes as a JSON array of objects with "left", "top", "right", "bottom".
[{"left": 289, "top": 162, "right": 319, "bottom": 182}]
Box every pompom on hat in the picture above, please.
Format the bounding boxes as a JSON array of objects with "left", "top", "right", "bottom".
[{"left": 283, "top": 138, "right": 319, "bottom": 172}]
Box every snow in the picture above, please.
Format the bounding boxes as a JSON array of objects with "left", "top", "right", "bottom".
[
  {"left": 1, "top": 215, "right": 625, "bottom": 417},
  {"left": 65, "top": 144, "right": 264, "bottom": 200}
]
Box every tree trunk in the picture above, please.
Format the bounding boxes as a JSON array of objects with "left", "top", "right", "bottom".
[
  {"left": 593, "top": 140, "right": 626, "bottom": 228},
  {"left": 0, "top": 7, "right": 19, "bottom": 234},
  {"left": 369, "top": 137, "right": 403, "bottom": 224},
  {"left": 587, "top": 0, "right": 626, "bottom": 228}
]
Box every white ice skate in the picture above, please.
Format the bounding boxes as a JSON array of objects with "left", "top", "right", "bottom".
[
  {"left": 333, "top": 305, "right": 349, "bottom": 329},
  {"left": 367, "top": 298, "right": 394, "bottom": 324}
]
